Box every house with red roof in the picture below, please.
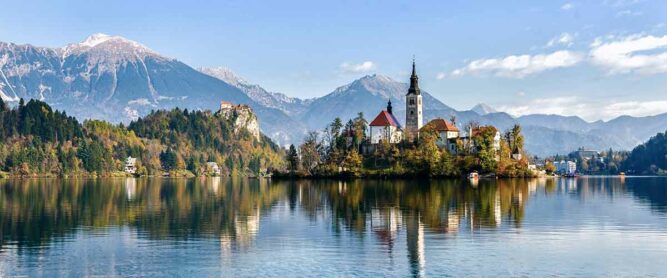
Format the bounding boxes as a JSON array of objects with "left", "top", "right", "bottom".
[
  {"left": 369, "top": 100, "right": 403, "bottom": 144},
  {"left": 421, "top": 118, "right": 460, "bottom": 153}
]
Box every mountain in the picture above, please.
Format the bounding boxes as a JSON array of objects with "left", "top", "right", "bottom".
[
  {"left": 199, "top": 67, "right": 311, "bottom": 116},
  {"left": 0, "top": 34, "right": 304, "bottom": 146},
  {"left": 298, "top": 74, "right": 454, "bottom": 129},
  {"left": 471, "top": 103, "right": 497, "bottom": 115},
  {"left": 3, "top": 34, "right": 667, "bottom": 156},
  {"left": 516, "top": 114, "right": 592, "bottom": 133}
]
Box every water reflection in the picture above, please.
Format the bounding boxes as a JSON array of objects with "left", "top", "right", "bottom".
[{"left": 0, "top": 177, "right": 665, "bottom": 276}]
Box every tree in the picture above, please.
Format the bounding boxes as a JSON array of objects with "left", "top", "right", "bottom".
[
  {"left": 299, "top": 131, "right": 321, "bottom": 174},
  {"left": 343, "top": 150, "right": 362, "bottom": 175},
  {"left": 353, "top": 112, "right": 368, "bottom": 146},
  {"left": 510, "top": 124, "right": 524, "bottom": 155},
  {"left": 287, "top": 144, "right": 300, "bottom": 173},
  {"left": 418, "top": 126, "right": 440, "bottom": 175},
  {"left": 545, "top": 161, "right": 556, "bottom": 174},
  {"left": 160, "top": 148, "right": 177, "bottom": 171},
  {"left": 474, "top": 126, "right": 498, "bottom": 173}
]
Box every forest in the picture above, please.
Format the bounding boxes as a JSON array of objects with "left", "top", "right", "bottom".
[
  {"left": 622, "top": 130, "right": 667, "bottom": 175},
  {"left": 0, "top": 98, "right": 284, "bottom": 177}
]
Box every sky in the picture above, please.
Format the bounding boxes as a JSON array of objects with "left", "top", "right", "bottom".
[{"left": 1, "top": 0, "right": 666, "bottom": 121}]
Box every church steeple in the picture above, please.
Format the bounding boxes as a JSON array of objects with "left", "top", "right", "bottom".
[
  {"left": 405, "top": 58, "right": 423, "bottom": 140},
  {"left": 407, "top": 59, "right": 421, "bottom": 95},
  {"left": 387, "top": 99, "right": 393, "bottom": 115}
]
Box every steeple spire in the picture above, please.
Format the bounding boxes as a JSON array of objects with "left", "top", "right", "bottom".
[
  {"left": 387, "top": 99, "right": 393, "bottom": 114},
  {"left": 407, "top": 58, "right": 420, "bottom": 95}
]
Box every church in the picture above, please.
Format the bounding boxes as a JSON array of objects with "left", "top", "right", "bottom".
[{"left": 369, "top": 60, "right": 424, "bottom": 144}]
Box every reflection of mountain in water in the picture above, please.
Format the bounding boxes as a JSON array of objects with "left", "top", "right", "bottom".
[{"left": 1, "top": 177, "right": 664, "bottom": 256}]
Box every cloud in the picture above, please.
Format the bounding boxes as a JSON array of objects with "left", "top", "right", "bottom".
[
  {"left": 451, "top": 50, "right": 584, "bottom": 78},
  {"left": 547, "top": 33, "right": 576, "bottom": 48},
  {"left": 561, "top": 3, "right": 574, "bottom": 10},
  {"left": 616, "top": 9, "right": 642, "bottom": 16},
  {"left": 497, "top": 96, "right": 667, "bottom": 121},
  {"left": 435, "top": 72, "right": 447, "bottom": 80},
  {"left": 339, "top": 61, "right": 376, "bottom": 74},
  {"left": 589, "top": 34, "right": 667, "bottom": 74},
  {"left": 604, "top": 0, "right": 645, "bottom": 8},
  {"left": 517, "top": 91, "right": 526, "bottom": 97},
  {"left": 128, "top": 98, "right": 152, "bottom": 106}
]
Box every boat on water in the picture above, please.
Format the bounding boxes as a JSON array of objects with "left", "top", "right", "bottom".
[{"left": 468, "top": 172, "right": 479, "bottom": 180}]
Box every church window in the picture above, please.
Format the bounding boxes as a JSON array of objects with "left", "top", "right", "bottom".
[
  {"left": 409, "top": 99, "right": 414, "bottom": 105},
  {"left": 411, "top": 111, "right": 414, "bottom": 115}
]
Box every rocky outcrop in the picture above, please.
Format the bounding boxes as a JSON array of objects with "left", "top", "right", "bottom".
[{"left": 218, "top": 103, "right": 261, "bottom": 142}]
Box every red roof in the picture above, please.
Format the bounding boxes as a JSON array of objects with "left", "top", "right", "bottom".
[
  {"left": 370, "top": 111, "right": 402, "bottom": 128},
  {"left": 422, "top": 118, "right": 459, "bottom": 132}
]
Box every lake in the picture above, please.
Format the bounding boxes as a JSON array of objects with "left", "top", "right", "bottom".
[{"left": 0, "top": 177, "right": 665, "bottom": 277}]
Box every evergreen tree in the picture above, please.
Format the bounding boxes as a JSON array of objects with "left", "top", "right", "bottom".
[
  {"left": 287, "top": 144, "right": 300, "bottom": 173},
  {"left": 160, "top": 148, "right": 177, "bottom": 171}
]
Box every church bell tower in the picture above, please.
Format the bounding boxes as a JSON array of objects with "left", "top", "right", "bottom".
[{"left": 405, "top": 59, "right": 423, "bottom": 139}]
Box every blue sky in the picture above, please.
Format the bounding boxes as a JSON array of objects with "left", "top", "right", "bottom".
[{"left": 1, "top": 0, "right": 666, "bottom": 121}]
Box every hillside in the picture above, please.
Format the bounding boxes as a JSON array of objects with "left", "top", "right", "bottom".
[
  {"left": 621, "top": 130, "right": 667, "bottom": 175},
  {"left": 0, "top": 34, "right": 304, "bottom": 146},
  {"left": 0, "top": 98, "right": 284, "bottom": 177}
]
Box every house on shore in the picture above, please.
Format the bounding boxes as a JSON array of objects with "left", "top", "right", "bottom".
[
  {"left": 421, "top": 118, "right": 459, "bottom": 153},
  {"left": 554, "top": 160, "right": 577, "bottom": 175},
  {"left": 124, "top": 156, "right": 137, "bottom": 174},
  {"left": 207, "top": 162, "right": 222, "bottom": 176},
  {"left": 458, "top": 126, "right": 501, "bottom": 159}
]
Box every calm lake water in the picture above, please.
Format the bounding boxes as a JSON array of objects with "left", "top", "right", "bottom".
[{"left": 0, "top": 177, "right": 665, "bottom": 277}]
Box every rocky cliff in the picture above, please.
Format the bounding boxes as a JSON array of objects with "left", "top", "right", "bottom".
[{"left": 218, "top": 104, "right": 261, "bottom": 141}]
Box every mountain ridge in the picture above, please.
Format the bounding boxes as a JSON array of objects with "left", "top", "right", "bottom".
[{"left": 2, "top": 34, "right": 667, "bottom": 155}]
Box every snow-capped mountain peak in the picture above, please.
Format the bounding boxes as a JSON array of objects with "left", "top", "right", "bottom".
[
  {"left": 199, "top": 66, "right": 248, "bottom": 87},
  {"left": 62, "top": 33, "right": 158, "bottom": 58},
  {"left": 79, "top": 33, "right": 115, "bottom": 47}
]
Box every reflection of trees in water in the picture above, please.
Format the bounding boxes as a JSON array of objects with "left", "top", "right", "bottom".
[
  {"left": 623, "top": 178, "right": 667, "bottom": 214},
  {"left": 0, "top": 178, "right": 286, "bottom": 250},
  {"left": 274, "top": 179, "right": 536, "bottom": 278},
  {"left": 2, "top": 176, "right": 659, "bottom": 253},
  {"left": 278, "top": 179, "right": 533, "bottom": 235}
]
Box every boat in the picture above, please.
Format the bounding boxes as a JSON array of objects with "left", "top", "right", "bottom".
[{"left": 468, "top": 172, "right": 479, "bottom": 180}]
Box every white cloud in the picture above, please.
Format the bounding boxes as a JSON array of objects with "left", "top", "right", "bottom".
[
  {"left": 451, "top": 50, "right": 584, "bottom": 78},
  {"left": 602, "top": 100, "right": 667, "bottom": 118},
  {"left": 498, "top": 96, "right": 584, "bottom": 117},
  {"left": 616, "top": 9, "right": 642, "bottom": 16},
  {"left": 517, "top": 91, "right": 526, "bottom": 97},
  {"left": 497, "top": 96, "right": 667, "bottom": 121},
  {"left": 589, "top": 34, "right": 667, "bottom": 74},
  {"left": 339, "top": 61, "right": 376, "bottom": 74},
  {"left": 547, "top": 33, "right": 575, "bottom": 47},
  {"left": 604, "top": 0, "right": 645, "bottom": 8},
  {"left": 128, "top": 98, "right": 152, "bottom": 106},
  {"left": 561, "top": 3, "right": 574, "bottom": 10},
  {"left": 435, "top": 72, "right": 447, "bottom": 80}
]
